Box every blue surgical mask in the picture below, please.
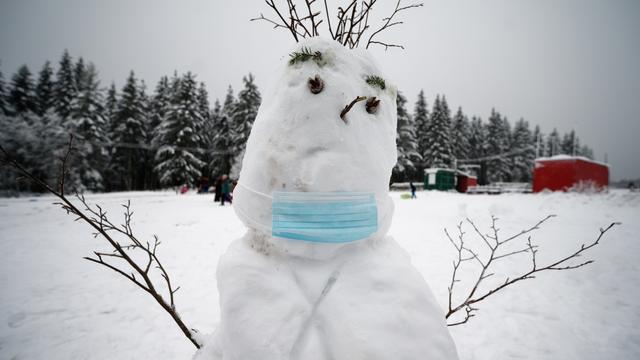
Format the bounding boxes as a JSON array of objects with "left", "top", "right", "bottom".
[{"left": 271, "top": 191, "right": 378, "bottom": 243}]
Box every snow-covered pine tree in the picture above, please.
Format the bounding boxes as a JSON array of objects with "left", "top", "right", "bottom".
[
  {"left": 486, "top": 109, "right": 511, "bottom": 182},
  {"left": 391, "top": 91, "right": 422, "bottom": 182},
  {"left": 468, "top": 116, "right": 489, "bottom": 184},
  {"left": 502, "top": 116, "right": 513, "bottom": 182},
  {"left": 413, "top": 90, "right": 429, "bottom": 174},
  {"left": 451, "top": 106, "right": 471, "bottom": 161},
  {"left": 111, "top": 71, "right": 148, "bottom": 190},
  {"left": 197, "top": 82, "right": 211, "bottom": 124},
  {"left": 74, "top": 57, "right": 87, "bottom": 93},
  {"left": 54, "top": 50, "right": 77, "bottom": 120},
  {"left": 573, "top": 136, "right": 581, "bottom": 157},
  {"left": 8, "top": 65, "right": 38, "bottom": 116},
  {"left": 546, "top": 128, "right": 561, "bottom": 157},
  {"left": 169, "top": 71, "right": 181, "bottom": 98},
  {"left": 154, "top": 72, "right": 206, "bottom": 187},
  {"left": 209, "top": 99, "right": 222, "bottom": 164},
  {"left": 532, "top": 124, "right": 544, "bottom": 158},
  {"left": 211, "top": 99, "right": 222, "bottom": 126},
  {"left": 101, "top": 83, "right": 119, "bottom": 191},
  {"left": 145, "top": 76, "right": 172, "bottom": 189},
  {"left": 580, "top": 145, "right": 594, "bottom": 160},
  {"left": 0, "top": 65, "right": 7, "bottom": 115},
  {"left": 423, "top": 95, "right": 453, "bottom": 168},
  {"left": 196, "top": 81, "right": 215, "bottom": 178},
  {"left": 0, "top": 111, "right": 42, "bottom": 192},
  {"left": 230, "top": 74, "right": 261, "bottom": 177},
  {"left": 3, "top": 64, "right": 53, "bottom": 192},
  {"left": 392, "top": 91, "right": 421, "bottom": 182},
  {"left": 69, "top": 62, "right": 107, "bottom": 191},
  {"left": 510, "top": 118, "right": 535, "bottom": 182},
  {"left": 468, "top": 116, "right": 487, "bottom": 159},
  {"left": 197, "top": 81, "right": 212, "bottom": 146},
  {"left": 139, "top": 79, "right": 154, "bottom": 187},
  {"left": 561, "top": 130, "right": 577, "bottom": 156},
  {"left": 210, "top": 86, "right": 235, "bottom": 177},
  {"left": 105, "top": 83, "right": 118, "bottom": 128},
  {"left": 150, "top": 76, "right": 171, "bottom": 137},
  {"left": 35, "top": 61, "right": 55, "bottom": 116}
]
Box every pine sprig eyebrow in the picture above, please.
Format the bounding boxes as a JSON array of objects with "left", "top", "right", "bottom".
[
  {"left": 365, "top": 75, "right": 386, "bottom": 90},
  {"left": 288, "top": 47, "right": 323, "bottom": 65}
]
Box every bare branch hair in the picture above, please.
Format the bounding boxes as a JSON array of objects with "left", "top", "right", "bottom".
[{"left": 251, "top": 0, "right": 424, "bottom": 50}]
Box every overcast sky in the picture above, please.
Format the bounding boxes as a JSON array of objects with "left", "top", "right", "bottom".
[{"left": 1, "top": 0, "right": 639, "bottom": 180}]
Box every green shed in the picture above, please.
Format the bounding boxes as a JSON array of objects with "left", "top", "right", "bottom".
[{"left": 424, "top": 168, "right": 456, "bottom": 191}]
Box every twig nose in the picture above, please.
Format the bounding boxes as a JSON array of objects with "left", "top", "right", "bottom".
[{"left": 340, "top": 96, "right": 367, "bottom": 122}]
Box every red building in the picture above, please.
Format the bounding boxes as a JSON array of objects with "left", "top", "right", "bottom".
[
  {"left": 533, "top": 156, "right": 609, "bottom": 192},
  {"left": 456, "top": 172, "right": 478, "bottom": 193}
]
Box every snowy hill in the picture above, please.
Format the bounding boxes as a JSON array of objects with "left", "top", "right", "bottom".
[{"left": 1, "top": 190, "right": 639, "bottom": 359}]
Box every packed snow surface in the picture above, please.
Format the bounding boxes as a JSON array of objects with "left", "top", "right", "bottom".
[{"left": 1, "top": 190, "right": 639, "bottom": 359}]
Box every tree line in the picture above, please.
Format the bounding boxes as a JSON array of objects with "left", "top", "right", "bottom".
[
  {"left": 0, "top": 50, "right": 261, "bottom": 193},
  {"left": 0, "top": 50, "right": 595, "bottom": 193},
  {"left": 393, "top": 91, "right": 595, "bottom": 184}
]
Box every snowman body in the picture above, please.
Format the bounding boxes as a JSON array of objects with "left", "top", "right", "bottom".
[{"left": 198, "top": 38, "right": 458, "bottom": 360}]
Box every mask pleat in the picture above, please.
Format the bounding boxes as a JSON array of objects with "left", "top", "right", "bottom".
[{"left": 271, "top": 191, "right": 378, "bottom": 243}]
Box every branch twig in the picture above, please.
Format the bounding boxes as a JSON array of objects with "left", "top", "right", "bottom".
[
  {"left": 0, "top": 136, "right": 201, "bottom": 349},
  {"left": 253, "top": 0, "right": 420, "bottom": 49},
  {"left": 340, "top": 96, "right": 367, "bottom": 121},
  {"left": 445, "top": 215, "right": 620, "bottom": 326}
]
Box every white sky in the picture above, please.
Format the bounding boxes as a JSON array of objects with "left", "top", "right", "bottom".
[{"left": 1, "top": 0, "right": 639, "bottom": 180}]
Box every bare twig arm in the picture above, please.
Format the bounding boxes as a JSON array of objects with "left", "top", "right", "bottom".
[
  {"left": 445, "top": 215, "right": 620, "bottom": 326},
  {"left": 0, "top": 138, "right": 201, "bottom": 349}
]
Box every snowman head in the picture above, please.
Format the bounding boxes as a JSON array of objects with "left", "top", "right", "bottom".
[{"left": 233, "top": 38, "right": 398, "bottom": 252}]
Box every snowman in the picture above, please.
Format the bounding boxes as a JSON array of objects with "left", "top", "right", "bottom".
[{"left": 196, "top": 37, "right": 458, "bottom": 359}]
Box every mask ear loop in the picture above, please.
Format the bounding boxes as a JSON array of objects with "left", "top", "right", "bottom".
[
  {"left": 235, "top": 182, "right": 273, "bottom": 199},
  {"left": 233, "top": 182, "right": 274, "bottom": 235}
]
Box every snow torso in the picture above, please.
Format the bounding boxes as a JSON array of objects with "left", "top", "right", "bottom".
[{"left": 204, "top": 232, "right": 457, "bottom": 360}]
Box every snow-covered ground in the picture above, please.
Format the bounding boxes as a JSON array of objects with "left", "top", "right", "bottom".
[{"left": 1, "top": 190, "right": 639, "bottom": 359}]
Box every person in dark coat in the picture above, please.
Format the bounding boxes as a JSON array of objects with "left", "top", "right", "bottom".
[
  {"left": 410, "top": 181, "right": 417, "bottom": 199},
  {"left": 220, "top": 175, "right": 232, "bottom": 206},
  {"left": 214, "top": 175, "right": 222, "bottom": 202}
]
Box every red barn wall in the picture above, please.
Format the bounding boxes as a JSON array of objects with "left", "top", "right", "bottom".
[
  {"left": 533, "top": 158, "right": 608, "bottom": 192},
  {"left": 457, "top": 175, "right": 478, "bottom": 193}
]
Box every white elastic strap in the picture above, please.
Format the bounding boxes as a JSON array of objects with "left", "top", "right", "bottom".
[{"left": 236, "top": 181, "right": 273, "bottom": 199}]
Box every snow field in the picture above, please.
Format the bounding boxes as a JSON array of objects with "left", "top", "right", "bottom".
[{"left": 0, "top": 190, "right": 639, "bottom": 359}]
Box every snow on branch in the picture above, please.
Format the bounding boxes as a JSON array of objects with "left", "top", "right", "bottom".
[
  {"left": 444, "top": 215, "right": 620, "bottom": 326},
  {"left": 252, "top": 0, "right": 423, "bottom": 49},
  {"left": 0, "top": 135, "right": 202, "bottom": 349}
]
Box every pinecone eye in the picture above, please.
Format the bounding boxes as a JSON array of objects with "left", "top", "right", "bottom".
[
  {"left": 308, "top": 75, "right": 324, "bottom": 94},
  {"left": 366, "top": 97, "right": 380, "bottom": 114}
]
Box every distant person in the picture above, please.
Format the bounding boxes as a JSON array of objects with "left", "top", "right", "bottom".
[
  {"left": 410, "top": 181, "right": 417, "bottom": 199},
  {"left": 214, "top": 175, "right": 223, "bottom": 202},
  {"left": 198, "top": 176, "right": 210, "bottom": 194},
  {"left": 220, "top": 175, "right": 232, "bottom": 206},
  {"left": 180, "top": 184, "right": 189, "bottom": 194},
  {"left": 629, "top": 182, "right": 637, "bottom": 191}
]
